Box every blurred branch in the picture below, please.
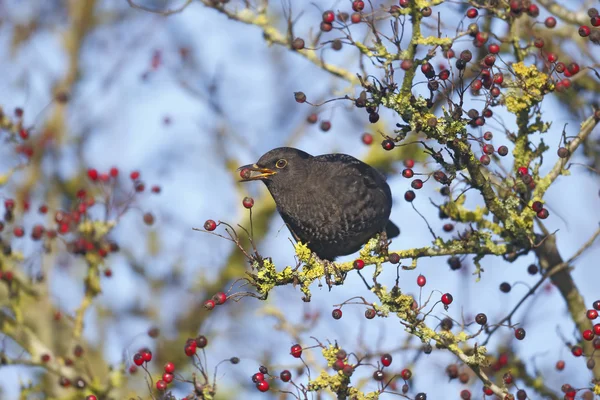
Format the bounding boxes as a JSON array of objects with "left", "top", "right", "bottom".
[
  {"left": 127, "top": 0, "right": 193, "bottom": 15},
  {"left": 197, "top": 1, "right": 360, "bottom": 85},
  {"left": 536, "top": 0, "right": 589, "bottom": 25}
]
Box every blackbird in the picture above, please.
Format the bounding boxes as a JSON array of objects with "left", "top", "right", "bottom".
[{"left": 238, "top": 147, "right": 399, "bottom": 261}]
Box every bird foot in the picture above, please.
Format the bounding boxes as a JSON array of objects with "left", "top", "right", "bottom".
[
  {"left": 310, "top": 254, "right": 346, "bottom": 291},
  {"left": 377, "top": 231, "right": 391, "bottom": 256}
]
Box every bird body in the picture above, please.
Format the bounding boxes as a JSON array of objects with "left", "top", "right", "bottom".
[{"left": 239, "top": 147, "right": 399, "bottom": 260}]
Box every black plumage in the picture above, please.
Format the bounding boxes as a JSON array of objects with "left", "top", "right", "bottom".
[{"left": 238, "top": 147, "right": 399, "bottom": 261}]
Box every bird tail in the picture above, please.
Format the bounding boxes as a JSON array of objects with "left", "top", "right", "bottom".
[{"left": 385, "top": 221, "right": 400, "bottom": 238}]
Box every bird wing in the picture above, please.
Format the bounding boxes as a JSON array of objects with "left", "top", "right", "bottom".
[{"left": 313, "top": 153, "right": 390, "bottom": 196}]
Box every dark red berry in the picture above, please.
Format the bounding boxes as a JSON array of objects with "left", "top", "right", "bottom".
[
  {"left": 545, "top": 16, "right": 556, "bottom": 28},
  {"left": 466, "top": 8, "right": 478, "bottom": 18},
  {"left": 476, "top": 313, "right": 487, "bottom": 325},
  {"left": 332, "top": 308, "right": 343, "bottom": 319},
  {"left": 242, "top": 197, "right": 254, "bottom": 209},
  {"left": 404, "top": 190, "right": 415, "bottom": 202},
  {"left": 280, "top": 370, "right": 291, "bottom": 382},
  {"left": 213, "top": 292, "right": 227, "bottom": 305},
  {"left": 579, "top": 26, "right": 591, "bottom": 37},
  {"left": 381, "top": 353, "right": 392, "bottom": 367},
  {"left": 382, "top": 139, "right": 395, "bottom": 151},
  {"left": 204, "top": 219, "right": 217, "bottom": 231},
  {"left": 514, "top": 327, "right": 526, "bottom": 340},
  {"left": 290, "top": 344, "right": 302, "bottom": 358}
]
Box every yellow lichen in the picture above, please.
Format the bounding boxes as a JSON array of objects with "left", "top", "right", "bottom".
[
  {"left": 504, "top": 62, "right": 548, "bottom": 114},
  {"left": 78, "top": 220, "right": 116, "bottom": 241}
]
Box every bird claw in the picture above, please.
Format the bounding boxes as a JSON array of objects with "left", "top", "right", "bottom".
[{"left": 310, "top": 254, "right": 346, "bottom": 291}]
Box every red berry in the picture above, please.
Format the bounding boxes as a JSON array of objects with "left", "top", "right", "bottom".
[
  {"left": 531, "top": 201, "right": 543, "bottom": 212},
  {"left": 441, "top": 293, "right": 453, "bottom": 305},
  {"left": 290, "top": 344, "right": 302, "bottom": 358},
  {"left": 13, "top": 226, "right": 24, "bottom": 237},
  {"left": 545, "top": 16, "right": 557, "bottom": 28},
  {"left": 528, "top": 4, "right": 539, "bottom": 17},
  {"left": 381, "top": 353, "right": 392, "bottom": 367},
  {"left": 213, "top": 292, "right": 227, "bottom": 305},
  {"left": 404, "top": 190, "right": 415, "bottom": 202},
  {"left": 488, "top": 43, "right": 500, "bottom": 54},
  {"left": 361, "top": 133, "right": 373, "bottom": 145},
  {"left": 583, "top": 329, "right": 595, "bottom": 341},
  {"left": 252, "top": 372, "right": 265, "bottom": 383},
  {"left": 141, "top": 350, "right": 152, "bottom": 362},
  {"left": 417, "top": 275, "right": 426, "bottom": 287},
  {"left": 322, "top": 10, "right": 335, "bottom": 23},
  {"left": 130, "top": 171, "right": 140, "bottom": 180},
  {"left": 594, "top": 300, "right": 600, "bottom": 311},
  {"left": 567, "top": 62, "right": 580, "bottom": 75},
  {"left": 556, "top": 360, "right": 565, "bottom": 370},
  {"left": 164, "top": 362, "right": 175, "bottom": 373},
  {"left": 592, "top": 16, "right": 600, "bottom": 27},
  {"left": 87, "top": 169, "right": 98, "bottom": 180},
  {"left": 594, "top": 323, "right": 600, "bottom": 335},
  {"left": 242, "top": 197, "right": 254, "bottom": 209},
  {"left": 156, "top": 380, "right": 167, "bottom": 391},
  {"left": 163, "top": 373, "right": 174, "bottom": 383},
  {"left": 401, "top": 368, "right": 412, "bottom": 380},
  {"left": 514, "top": 327, "right": 526, "bottom": 340},
  {"left": 352, "top": 1, "right": 364, "bottom": 12},
  {"left": 86, "top": 396, "right": 98, "bottom": 400},
  {"left": 402, "top": 168, "right": 414, "bottom": 178},
  {"left": 256, "top": 380, "right": 270, "bottom": 392},
  {"left": 438, "top": 69, "right": 450, "bottom": 80},
  {"left": 184, "top": 343, "right": 196, "bottom": 356},
  {"left": 404, "top": 159, "right": 415, "bottom": 168},
  {"left": 466, "top": 8, "right": 478, "bottom": 18},
  {"left": 204, "top": 219, "right": 217, "bottom": 231},
  {"left": 571, "top": 345, "right": 583, "bottom": 357},
  {"left": 151, "top": 185, "right": 161, "bottom": 193},
  {"left": 204, "top": 299, "right": 216, "bottom": 310},
  {"left": 400, "top": 60, "right": 413, "bottom": 71},
  {"left": 547, "top": 53, "right": 558, "bottom": 63},
  {"left": 579, "top": 25, "right": 591, "bottom": 37},
  {"left": 350, "top": 12, "right": 361, "bottom": 23},
  {"left": 483, "top": 386, "right": 494, "bottom": 395},
  {"left": 353, "top": 259, "right": 365, "bottom": 270},
  {"left": 587, "top": 309, "right": 598, "bottom": 320},
  {"left": 534, "top": 38, "right": 544, "bottom": 48},
  {"left": 133, "top": 353, "right": 144, "bottom": 366}
]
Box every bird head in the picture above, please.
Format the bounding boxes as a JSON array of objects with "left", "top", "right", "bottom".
[{"left": 238, "top": 147, "right": 312, "bottom": 185}]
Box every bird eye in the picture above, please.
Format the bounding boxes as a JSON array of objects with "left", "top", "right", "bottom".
[{"left": 275, "top": 159, "right": 287, "bottom": 169}]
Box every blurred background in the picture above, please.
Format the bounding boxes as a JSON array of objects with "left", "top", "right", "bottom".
[{"left": 0, "top": 0, "right": 599, "bottom": 399}]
